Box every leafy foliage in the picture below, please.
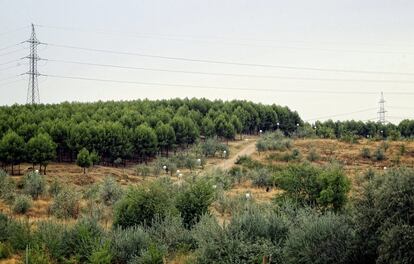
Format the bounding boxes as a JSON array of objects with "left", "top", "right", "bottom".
[
  {"left": 12, "top": 194, "right": 32, "bottom": 214},
  {"left": 176, "top": 180, "right": 215, "bottom": 228},
  {"left": 23, "top": 171, "right": 46, "bottom": 199},
  {"left": 113, "top": 180, "right": 175, "bottom": 228}
]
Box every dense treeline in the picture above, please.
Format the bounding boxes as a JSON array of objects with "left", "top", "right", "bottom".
[
  {"left": 0, "top": 98, "right": 301, "bottom": 173},
  {"left": 311, "top": 119, "right": 414, "bottom": 139}
]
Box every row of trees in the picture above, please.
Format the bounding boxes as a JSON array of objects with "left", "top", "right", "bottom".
[
  {"left": 312, "top": 119, "right": 414, "bottom": 139},
  {"left": 0, "top": 99, "right": 302, "bottom": 167},
  {"left": 0, "top": 131, "right": 56, "bottom": 175}
]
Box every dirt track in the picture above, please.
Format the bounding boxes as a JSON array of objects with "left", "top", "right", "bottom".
[{"left": 216, "top": 140, "right": 257, "bottom": 170}]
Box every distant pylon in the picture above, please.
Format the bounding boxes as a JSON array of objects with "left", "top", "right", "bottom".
[
  {"left": 24, "top": 23, "right": 42, "bottom": 104},
  {"left": 378, "top": 92, "right": 387, "bottom": 124}
]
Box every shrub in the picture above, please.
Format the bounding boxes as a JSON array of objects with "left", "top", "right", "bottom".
[
  {"left": 176, "top": 179, "right": 215, "bottom": 228},
  {"left": 274, "top": 163, "right": 350, "bottom": 211},
  {"left": 377, "top": 224, "right": 414, "bottom": 264},
  {"left": 113, "top": 180, "right": 175, "bottom": 228},
  {"left": 99, "top": 176, "right": 123, "bottom": 206},
  {"left": 361, "top": 147, "right": 371, "bottom": 159},
  {"left": 256, "top": 131, "right": 292, "bottom": 152},
  {"left": 0, "top": 242, "right": 12, "bottom": 259},
  {"left": 89, "top": 242, "right": 112, "bottom": 264},
  {"left": 0, "top": 170, "right": 14, "bottom": 202},
  {"left": 250, "top": 167, "right": 272, "bottom": 188},
  {"left": 235, "top": 155, "right": 261, "bottom": 169},
  {"left": 27, "top": 245, "right": 51, "bottom": 264},
  {"left": 283, "top": 212, "right": 356, "bottom": 264},
  {"left": 306, "top": 148, "right": 320, "bottom": 162},
  {"left": 34, "top": 220, "right": 66, "bottom": 261},
  {"left": 148, "top": 214, "right": 195, "bottom": 252},
  {"left": 133, "top": 243, "right": 166, "bottom": 264},
  {"left": 352, "top": 168, "right": 414, "bottom": 263},
  {"left": 12, "top": 194, "right": 32, "bottom": 214},
  {"left": 110, "top": 226, "right": 150, "bottom": 263},
  {"left": 23, "top": 171, "right": 45, "bottom": 199},
  {"left": 48, "top": 178, "right": 63, "bottom": 197},
  {"left": 135, "top": 164, "right": 152, "bottom": 177},
  {"left": 62, "top": 218, "right": 103, "bottom": 263},
  {"left": 193, "top": 206, "right": 288, "bottom": 264},
  {"left": 0, "top": 213, "right": 10, "bottom": 242},
  {"left": 7, "top": 219, "right": 32, "bottom": 250},
  {"left": 49, "top": 188, "right": 80, "bottom": 219},
  {"left": 373, "top": 147, "right": 385, "bottom": 161}
]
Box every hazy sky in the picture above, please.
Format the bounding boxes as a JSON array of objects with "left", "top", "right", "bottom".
[{"left": 1, "top": 0, "right": 414, "bottom": 123}]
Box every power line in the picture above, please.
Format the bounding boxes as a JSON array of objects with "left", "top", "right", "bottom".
[
  {"left": 0, "top": 59, "right": 21, "bottom": 67},
  {"left": 47, "top": 43, "right": 414, "bottom": 76},
  {"left": 0, "top": 47, "right": 26, "bottom": 57},
  {"left": 0, "top": 26, "right": 29, "bottom": 37},
  {"left": 46, "top": 58, "right": 414, "bottom": 84},
  {"left": 36, "top": 24, "right": 414, "bottom": 55},
  {"left": 305, "top": 107, "right": 378, "bottom": 121},
  {"left": 0, "top": 63, "right": 26, "bottom": 72},
  {"left": 0, "top": 42, "right": 22, "bottom": 52},
  {"left": 45, "top": 73, "right": 414, "bottom": 96}
]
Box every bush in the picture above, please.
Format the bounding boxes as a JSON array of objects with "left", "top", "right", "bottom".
[
  {"left": 376, "top": 224, "right": 414, "bottom": 264},
  {"left": 135, "top": 164, "right": 152, "bottom": 177},
  {"left": 132, "top": 243, "right": 166, "bottom": 264},
  {"left": 176, "top": 180, "right": 215, "bottom": 228},
  {"left": 89, "top": 242, "right": 112, "bottom": 264},
  {"left": 100, "top": 176, "right": 123, "bottom": 206},
  {"left": 34, "top": 220, "right": 66, "bottom": 261},
  {"left": 193, "top": 206, "right": 288, "bottom": 264},
  {"left": 0, "top": 213, "right": 10, "bottom": 242},
  {"left": 0, "top": 242, "right": 12, "bottom": 259},
  {"left": 0, "top": 170, "right": 14, "bottom": 202},
  {"left": 361, "top": 147, "right": 371, "bottom": 159},
  {"left": 48, "top": 178, "right": 63, "bottom": 197},
  {"left": 148, "top": 214, "right": 195, "bottom": 252},
  {"left": 283, "top": 212, "right": 356, "bottom": 264},
  {"left": 63, "top": 218, "right": 103, "bottom": 263},
  {"left": 235, "top": 155, "right": 262, "bottom": 169},
  {"left": 274, "top": 163, "right": 350, "bottom": 211},
  {"left": 27, "top": 245, "right": 52, "bottom": 264},
  {"left": 23, "top": 171, "right": 45, "bottom": 199},
  {"left": 12, "top": 194, "right": 32, "bottom": 214},
  {"left": 49, "top": 188, "right": 80, "bottom": 219},
  {"left": 352, "top": 168, "right": 414, "bottom": 263},
  {"left": 113, "top": 180, "right": 175, "bottom": 228},
  {"left": 250, "top": 168, "right": 272, "bottom": 188},
  {"left": 373, "top": 147, "right": 385, "bottom": 161},
  {"left": 306, "top": 148, "right": 320, "bottom": 162},
  {"left": 7, "top": 219, "right": 32, "bottom": 250},
  {"left": 256, "top": 131, "right": 292, "bottom": 152},
  {"left": 110, "top": 226, "right": 150, "bottom": 263}
]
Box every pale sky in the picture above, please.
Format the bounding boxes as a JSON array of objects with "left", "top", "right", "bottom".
[{"left": 1, "top": 0, "right": 414, "bottom": 123}]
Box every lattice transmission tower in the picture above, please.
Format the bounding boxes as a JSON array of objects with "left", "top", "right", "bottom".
[
  {"left": 378, "top": 92, "right": 387, "bottom": 124},
  {"left": 24, "top": 24, "right": 42, "bottom": 104}
]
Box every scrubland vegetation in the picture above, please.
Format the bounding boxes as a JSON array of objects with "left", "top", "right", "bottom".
[{"left": 0, "top": 99, "right": 413, "bottom": 263}]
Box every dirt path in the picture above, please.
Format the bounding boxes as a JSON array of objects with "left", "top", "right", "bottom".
[{"left": 216, "top": 140, "right": 257, "bottom": 170}]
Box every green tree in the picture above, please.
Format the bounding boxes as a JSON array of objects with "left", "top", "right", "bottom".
[
  {"left": 214, "top": 114, "right": 235, "bottom": 141},
  {"left": 76, "top": 148, "right": 92, "bottom": 174},
  {"left": 176, "top": 180, "right": 215, "bottom": 228},
  {"left": 113, "top": 180, "right": 174, "bottom": 228},
  {"left": 0, "top": 130, "right": 25, "bottom": 175},
  {"left": 230, "top": 115, "right": 243, "bottom": 139},
  {"left": 26, "top": 133, "right": 56, "bottom": 175},
  {"left": 133, "top": 124, "right": 158, "bottom": 161},
  {"left": 155, "top": 122, "right": 176, "bottom": 156},
  {"left": 201, "top": 117, "right": 216, "bottom": 138}
]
